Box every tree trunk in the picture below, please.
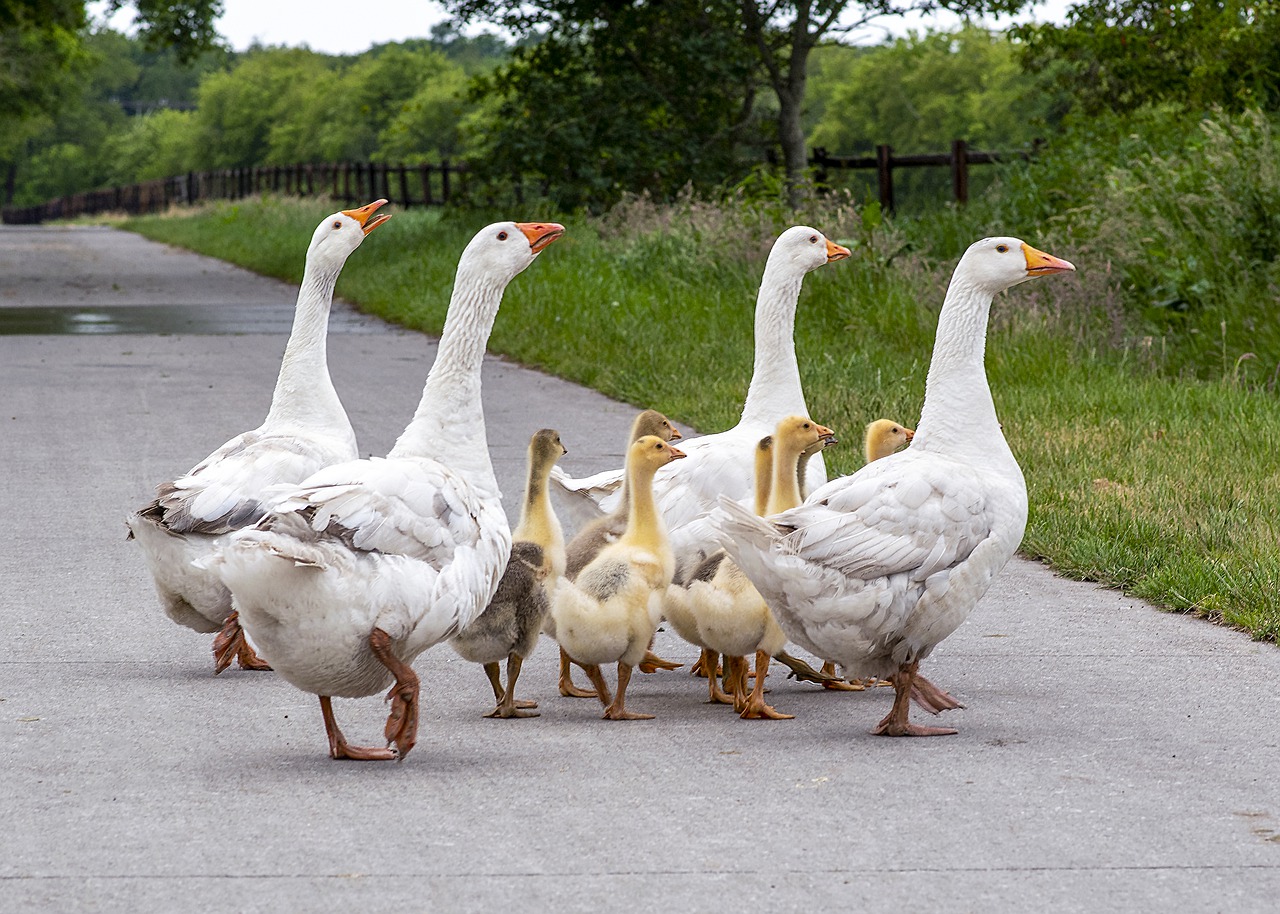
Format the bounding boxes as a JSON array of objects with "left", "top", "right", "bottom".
[
  {"left": 776, "top": 78, "right": 809, "bottom": 208},
  {"left": 2, "top": 159, "right": 17, "bottom": 207}
]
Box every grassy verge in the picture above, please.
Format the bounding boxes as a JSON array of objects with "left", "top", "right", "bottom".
[{"left": 118, "top": 196, "right": 1280, "bottom": 644}]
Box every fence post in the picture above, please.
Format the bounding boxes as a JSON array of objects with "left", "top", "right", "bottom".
[
  {"left": 876, "top": 144, "right": 894, "bottom": 213},
  {"left": 397, "top": 164, "right": 409, "bottom": 208},
  {"left": 419, "top": 164, "right": 433, "bottom": 205},
  {"left": 441, "top": 159, "right": 451, "bottom": 204},
  {"left": 951, "top": 139, "right": 969, "bottom": 205},
  {"left": 812, "top": 147, "right": 829, "bottom": 187}
]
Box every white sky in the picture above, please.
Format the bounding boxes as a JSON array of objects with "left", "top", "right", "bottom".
[{"left": 89, "top": 0, "right": 1073, "bottom": 57}]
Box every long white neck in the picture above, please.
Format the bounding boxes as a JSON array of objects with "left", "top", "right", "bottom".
[
  {"left": 388, "top": 264, "right": 505, "bottom": 495},
  {"left": 739, "top": 262, "right": 808, "bottom": 428},
  {"left": 912, "top": 274, "right": 1011, "bottom": 466},
  {"left": 262, "top": 261, "right": 351, "bottom": 438}
]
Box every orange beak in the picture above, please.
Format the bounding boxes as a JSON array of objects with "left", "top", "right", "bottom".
[
  {"left": 341, "top": 199, "right": 391, "bottom": 235},
  {"left": 668, "top": 427, "right": 683, "bottom": 440},
  {"left": 1022, "top": 243, "right": 1075, "bottom": 276},
  {"left": 667, "top": 445, "right": 687, "bottom": 460},
  {"left": 826, "top": 239, "right": 852, "bottom": 263},
  {"left": 517, "top": 222, "right": 566, "bottom": 254},
  {"left": 903, "top": 427, "right": 915, "bottom": 442},
  {"left": 814, "top": 423, "right": 836, "bottom": 439}
]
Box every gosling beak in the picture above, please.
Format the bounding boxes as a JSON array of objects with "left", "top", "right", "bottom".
[
  {"left": 903, "top": 427, "right": 916, "bottom": 442},
  {"left": 517, "top": 222, "right": 566, "bottom": 254},
  {"left": 1022, "top": 243, "right": 1075, "bottom": 276},
  {"left": 667, "top": 445, "right": 687, "bottom": 460},
  {"left": 814, "top": 423, "right": 836, "bottom": 439},
  {"left": 668, "top": 427, "right": 683, "bottom": 440},
  {"left": 341, "top": 199, "right": 391, "bottom": 235},
  {"left": 821, "top": 434, "right": 839, "bottom": 447},
  {"left": 826, "top": 239, "right": 852, "bottom": 263}
]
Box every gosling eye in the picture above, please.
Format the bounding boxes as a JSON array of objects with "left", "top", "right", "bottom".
[
  {"left": 332, "top": 220, "right": 342, "bottom": 229},
  {"left": 995, "top": 243, "right": 1009, "bottom": 253},
  {"left": 803, "top": 422, "right": 811, "bottom": 429},
  {"left": 497, "top": 230, "right": 508, "bottom": 241}
]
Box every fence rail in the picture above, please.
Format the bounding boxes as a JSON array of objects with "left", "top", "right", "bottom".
[
  {"left": 812, "top": 139, "right": 1043, "bottom": 212},
  {"left": 2, "top": 140, "right": 1040, "bottom": 225},
  {"left": 1, "top": 160, "right": 471, "bottom": 225}
]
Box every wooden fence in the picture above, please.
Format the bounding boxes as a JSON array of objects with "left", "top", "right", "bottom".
[
  {"left": 811, "top": 139, "right": 1042, "bottom": 212},
  {"left": 1, "top": 140, "right": 1041, "bottom": 224},
  {"left": 1, "top": 160, "right": 471, "bottom": 225}
]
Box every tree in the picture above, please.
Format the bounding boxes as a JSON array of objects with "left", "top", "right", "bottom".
[
  {"left": 454, "top": 0, "right": 760, "bottom": 208},
  {"left": 1, "top": 1, "right": 223, "bottom": 202},
  {"left": 806, "top": 25, "right": 1054, "bottom": 153},
  {"left": 447, "top": 0, "right": 1031, "bottom": 205},
  {"left": 1014, "top": 1, "right": 1280, "bottom": 116}
]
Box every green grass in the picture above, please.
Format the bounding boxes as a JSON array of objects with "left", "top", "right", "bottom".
[{"left": 118, "top": 195, "right": 1280, "bottom": 644}]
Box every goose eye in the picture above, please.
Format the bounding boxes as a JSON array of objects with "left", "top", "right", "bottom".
[
  {"left": 809, "top": 235, "right": 818, "bottom": 244},
  {"left": 332, "top": 220, "right": 342, "bottom": 229},
  {"left": 497, "top": 231, "right": 508, "bottom": 241},
  {"left": 996, "top": 243, "right": 1009, "bottom": 253}
]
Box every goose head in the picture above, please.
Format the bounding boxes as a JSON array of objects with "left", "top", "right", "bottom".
[
  {"left": 629, "top": 435, "right": 687, "bottom": 473},
  {"left": 307, "top": 198, "right": 391, "bottom": 269},
  {"left": 775, "top": 415, "right": 836, "bottom": 455},
  {"left": 957, "top": 236, "right": 1075, "bottom": 293},
  {"left": 530, "top": 428, "right": 569, "bottom": 469},
  {"left": 632, "top": 409, "right": 682, "bottom": 442},
  {"left": 864, "top": 419, "right": 914, "bottom": 463},
  {"left": 769, "top": 225, "right": 851, "bottom": 275},
  {"left": 459, "top": 220, "right": 566, "bottom": 283}
]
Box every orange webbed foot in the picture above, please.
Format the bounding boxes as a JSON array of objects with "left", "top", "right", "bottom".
[
  {"left": 211, "top": 611, "right": 271, "bottom": 674},
  {"left": 638, "top": 650, "right": 682, "bottom": 674}
]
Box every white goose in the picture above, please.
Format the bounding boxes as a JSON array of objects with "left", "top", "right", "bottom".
[
  {"left": 713, "top": 237, "right": 1075, "bottom": 737},
  {"left": 550, "top": 226, "right": 849, "bottom": 581},
  {"left": 126, "top": 200, "right": 390, "bottom": 673},
  {"left": 214, "top": 220, "right": 565, "bottom": 760}
]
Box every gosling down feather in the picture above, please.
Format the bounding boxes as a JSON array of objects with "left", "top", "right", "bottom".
[{"left": 452, "top": 429, "right": 568, "bottom": 718}]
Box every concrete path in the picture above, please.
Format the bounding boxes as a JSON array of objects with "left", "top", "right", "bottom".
[{"left": 1, "top": 224, "right": 1277, "bottom": 912}]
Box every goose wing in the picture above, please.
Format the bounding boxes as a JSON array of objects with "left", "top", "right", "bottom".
[
  {"left": 775, "top": 452, "right": 994, "bottom": 583},
  {"left": 263, "top": 455, "right": 500, "bottom": 566},
  {"left": 139, "top": 431, "right": 345, "bottom": 536}
]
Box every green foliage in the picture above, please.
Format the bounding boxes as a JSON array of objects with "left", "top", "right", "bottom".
[
  {"left": 108, "top": 0, "right": 223, "bottom": 62},
  {"left": 186, "top": 47, "right": 337, "bottom": 168},
  {"left": 807, "top": 27, "right": 1055, "bottom": 154},
  {"left": 1015, "top": 1, "right": 1280, "bottom": 117},
  {"left": 102, "top": 108, "right": 198, "bottom": 181},
  {"left": 921, "top": 106, "right": 1280, "bottom": 382},
  {"left": 460, "top": 0, "right": 759, "bottom": 209},
  {"left": 0, "top": 2, "right": 87, "bottom": 130}
]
